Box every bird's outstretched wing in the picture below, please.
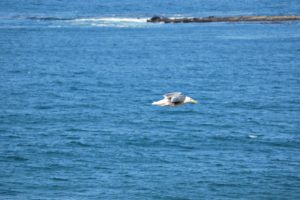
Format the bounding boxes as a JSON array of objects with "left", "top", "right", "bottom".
[{"left": 163, "top": 92, "right": 182, "bottom": 99}]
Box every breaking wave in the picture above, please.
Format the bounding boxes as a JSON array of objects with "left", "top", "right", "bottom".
[
  {"left": 6, "top": 15, "right": 149, "bottom": 28},
  {"left": 71, "top": 17, "right": 148, "bottom": 28}
]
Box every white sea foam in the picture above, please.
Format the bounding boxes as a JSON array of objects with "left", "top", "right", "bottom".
[
  {"left": 74, "top": 17, "right": 147, "bottom": 23},
  {"left": 71, "top": 17, "right": 148, "bottom": 28},
  {"left": 2, "top": 16, "right": 153, "bottom": 28},
  {"left": 248, "top": 134, "right": 258, "bottom": 139}
]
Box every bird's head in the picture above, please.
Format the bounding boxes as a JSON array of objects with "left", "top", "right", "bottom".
[{"left": 185, "top": 96, "right": 198, "bottom": 104}]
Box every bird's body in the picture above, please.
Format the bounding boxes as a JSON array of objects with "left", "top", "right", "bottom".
[{"left": 152, "top": 92, "right": 197, "bottom": 107}]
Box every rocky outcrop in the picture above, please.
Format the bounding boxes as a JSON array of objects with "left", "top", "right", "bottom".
[{"left": 147, "top": 15, "right": 300, "bottom": 23}]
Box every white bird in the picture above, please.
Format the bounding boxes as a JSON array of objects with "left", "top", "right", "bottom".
[{"left": 152, "top": 92, "right": 198, "bottom": 107}]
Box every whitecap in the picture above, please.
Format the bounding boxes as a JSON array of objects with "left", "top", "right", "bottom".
[
  {"left": 71, "top": 17, "right": 148, "bottom": 28},
  {"left": 74, "top": 17, "right": 147, "bottom": 23},
  {"left": 248, "top": 134, "right": 258, "bottom": 139}
]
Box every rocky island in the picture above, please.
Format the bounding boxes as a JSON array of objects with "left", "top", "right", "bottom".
[{"left": 147, "top": 15, "right": 300, "bottom": 23}]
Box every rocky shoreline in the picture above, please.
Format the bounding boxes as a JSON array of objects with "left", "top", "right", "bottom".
[{"left": 147, "top": 15, "right": 300, "bottom": 23}]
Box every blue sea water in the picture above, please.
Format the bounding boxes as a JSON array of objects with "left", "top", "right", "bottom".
[{"left": 1, "top": 1, "right": 300, "bottom": 199}]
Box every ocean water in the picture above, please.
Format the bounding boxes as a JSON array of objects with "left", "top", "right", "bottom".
[{"left": 1, "top": 1, "right": 300, "bottom": 199}]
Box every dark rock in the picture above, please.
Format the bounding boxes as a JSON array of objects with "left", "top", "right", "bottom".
[
  {"left": 149, "top": 16, "right": 162, "bottom": 22},
  {"left": 147, "top": 15, "right": 300, "bottom": 23}
]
